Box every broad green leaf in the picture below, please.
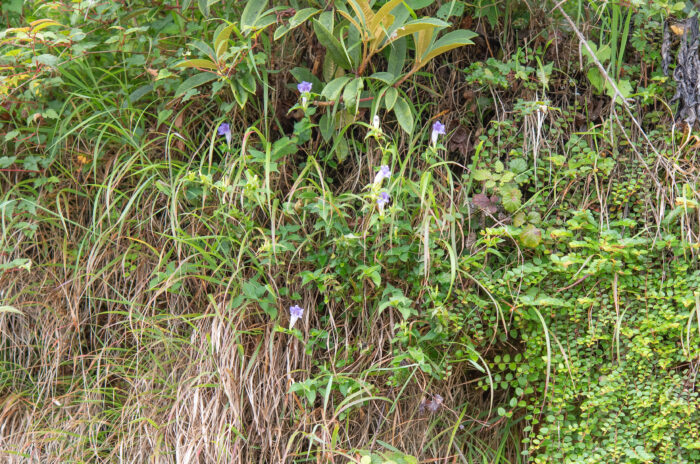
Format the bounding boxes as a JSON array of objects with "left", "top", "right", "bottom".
[
  {"left": 387, "top": 36, "right": 406, "bottom": 77},
  {"left": 241, "top": 0, "right": 269, "bottom": 33},
  {"left": 321, "top": 76, "right": 352, "bottom": 101},
  {"left": 472, "top": 169, "right": 491, "bottom": 181},
  {"left": 369, "top": 72, "right": 395, "bottom": 84},
  {"left": 319, "top": 113, "right": 334, "bottom": 141},
  {"left": 214, "top": 23, "right": 238, "bottom": 58},
  {"left": 343, "top": 77, "right": 363, "bottom": 114},
  {"left": 274, "top": 8, "right": 320, "bottom": 40},
  {"left": 436, "top": 0, "right": 465, "bottom": 20},
  {"left": 383, "top": 86, "right": 398, "bottom": 110},
  {"left": 190, "top": 40, "right": 216, "bottom": 60},
  {"left": 126, "top": 84, "right": 153, "bottom": 106},
  {"left": 239, "top": 70, "right": 256, "bottom": 94},
  {"left": 393, "top": 96, "right": 413, "bottom": 134},
  {"left": 389, "top": 18, "right": 446, "bottom": 45},
  {"left": 174, "top": 59, "right": 218, "bottom": 71},
  {"left": 198, "top": 0, "right": 210, "bottom": 18},
  {"left": 520, "top": 224, "right": 542, "bottom": 248},
  {"left": 500, "top": 184, "right": 522, "bottom": 213},
  {"left": 312, "top": 19, "right": 352, "bottom": 70},
  {"left": 420, "top": 29, "right": 477, "bottom": 64},
  {"left": 587, "top": 68, "right": 603, "bottom": 93},
  {"left": 175, "top": 72, "right": 218, "bottom": 97}
]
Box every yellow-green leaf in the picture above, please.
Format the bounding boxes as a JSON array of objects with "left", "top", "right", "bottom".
[
  {"left": 420, "top": 29, "right": 477, "bottom": 64},
  {"left": 174, "top": 59, "right": 219, "bottom": 71}
]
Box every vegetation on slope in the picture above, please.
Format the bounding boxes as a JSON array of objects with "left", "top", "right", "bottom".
[{"left": 1, "top": 1, "right": 698, "bottom": 463}]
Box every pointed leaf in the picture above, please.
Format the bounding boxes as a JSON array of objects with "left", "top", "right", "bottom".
[
  {"left": 241, "top": 0, "right": 269, "bottom": 33},
  {"left": 312, "top": 19, "right": 352, "bottom": 70},
  {"left": 393, "top": 96, "right": 413, "bottom": 134},
  {"left": 174, "top": 59, "right": 219, "bottom": 71},
  {"left": 343, "top": 77, "right": 363, "bottom": 114},
  {"left": 214, "top": 23, "right": 238, "bottom": 58},
  {"left": 421, "top": 29, "right": 477, "bottom": 64},
  {"left": 175, "top": 72, "right": 218, "bottom": 97},
  {"left": 321, "top": 76, "right": 353, "bottom": 101},
  {"left": 383, "top": 86, "right": 398, "bottom": 110},
  {"left": 274, "top": 8, "right": 320, "bottom": 40}
]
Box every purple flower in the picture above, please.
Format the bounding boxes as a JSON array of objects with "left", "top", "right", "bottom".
[
  {"left": 377, "top": 191, "right": 390, "bottom": 211},
  {"left": 218, "top": 122, "right": 231, "bottom": 145},
  {"left": 431, "top": 120, "right": 446, "bottom": 145},
  {"left": 297, "top": 81, "right": 312, "bottom": 93},
  {"left": 373, "top": 165, "right": 391, "bottom": 185},
  {"left": 289, "top": 305, "right": 304, "bottom": 328}
]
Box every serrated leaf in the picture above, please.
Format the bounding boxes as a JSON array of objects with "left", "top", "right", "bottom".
[
  {"left": 500, "top": 184, "right": 522, "bottom": 213},
  {"left": 520, "top": 224, "right": 542, "bottom": 248},
  {"left": 472, "top": 169, "right": 491, "bottom": 181},
  {"left": 473, "top": 193, "right": 499, "bottom": 214},
  {"left": 393, "top": 96, "right": 413, "bottom": 134}
]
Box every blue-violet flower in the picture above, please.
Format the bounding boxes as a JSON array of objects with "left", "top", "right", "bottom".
[
  {"left": 218, "top": 122, "right": 232, "bottom": 145},
  {"left": 373, "top": 165, "right": 391, "bottom": 185},
  {"left": 431, "top": 120, "right": 446, "bottom": 146},
  {"left": 289, "top": 305, "right": 304, "bottom": 328}
]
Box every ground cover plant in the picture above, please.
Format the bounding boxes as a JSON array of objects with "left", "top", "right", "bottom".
[{"left": 0, "top": 0, "right": 699, "bottom": 463}]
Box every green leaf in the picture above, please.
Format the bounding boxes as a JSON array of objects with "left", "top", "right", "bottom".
[
  {"left": 198, "top": 0, "right": 210, "bottom": 18},
  {"left": 383, "top": 86, "right": 398, "bottom": 110},
  {"left": 387, "top": 36, "right": 406, "bottom": 77},
  {"left": 241, "top": 0, "right": 269, "bottom": 33},
  {"left": 342, "top": 77, "right": 363, "bottom": 114},
  {"left": 420, "top": 29, "right": 477, "bottom": 64},
  {"left": 472, "top": 169, "right": 491, "bottom": 181},
  {"left": 520, "top": 224, "right": 542, "bottom": 248},
  {"left": 175, "top": 72, "right": 218, "bottom": 98},
  {"left": 321, "top": 76, "right": 352, "bottom": 101},
  {"left": 436, "top": 0, "right": 465, "bottom": 20},
  {"left": 289, "top": 67, "right": 323, "bottom": 94},
  {"left": 369, "top": 72, "right": 395, "bottom": 84},
  {"left": 274, "top": 8, "right": 320, "bottom": 40},
  {"left": 500, "top": 184, "right": 522, "bottom": 213},
  {"left": 393, "top": 96, "right": 413, "bottom": 134},
  {"left": 319, "top": 113, "right": 334, "bottom": 141},
  {"left": 174, "top": 59, "right": 219, "bottom": 71},
  {"left": 312, "top": 19, "right": 352, "bottom": 70},
  {"left": 214, "top": 23, "right": 238, "bottom": 58}
]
